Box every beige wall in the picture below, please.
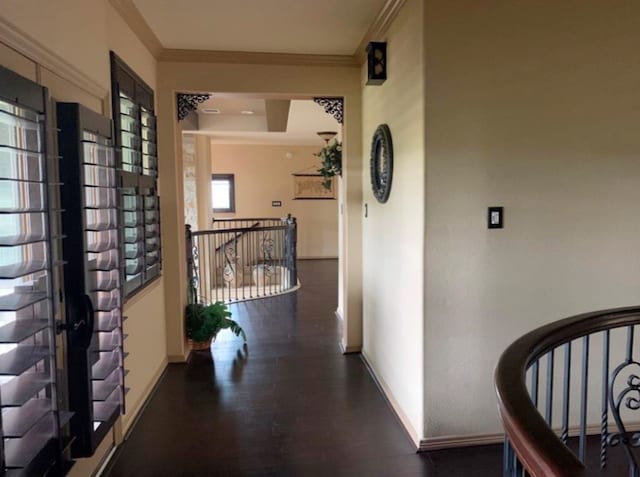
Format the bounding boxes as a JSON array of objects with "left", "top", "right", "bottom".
[
  {"left": 157, "top": 61, "right": 363, "bottom": 359},
  {"left": 0, "top": 1, "right": 167, "bottom": 474},
  {"left": 361, "top": 0, "right": 425, "bottom": 445},
  {"left": 211, "top": 143, "right": 339, "bottom": 258},
  {"left": 423, "top": 0, "right": 640, "bottom": 440},
  {"left": 1, "top": 0, "right": 110, "bottom": 90}
]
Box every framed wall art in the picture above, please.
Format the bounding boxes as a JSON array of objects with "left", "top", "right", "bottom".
[{"left": 293, "top": 174, "right": 336, "bottom": 200}]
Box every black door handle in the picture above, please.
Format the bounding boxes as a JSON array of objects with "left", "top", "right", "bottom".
[
  {"left": 64, "top": 294, "right": 95, "bottom": 350},
  {"left": 81, "top": 294, "right": 95, "bottom": 349}
]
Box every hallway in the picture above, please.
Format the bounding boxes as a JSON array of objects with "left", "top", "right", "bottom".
[{"left": 104, "top": 260, "right": 501, "bottom": 476}]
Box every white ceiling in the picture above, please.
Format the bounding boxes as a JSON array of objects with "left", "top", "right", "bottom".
[
  {"left": 132, "top": 0, "right": 387, "bottom": 55},
  {"left": 183, "top": 97, "right": 342, "bottom": 145}
]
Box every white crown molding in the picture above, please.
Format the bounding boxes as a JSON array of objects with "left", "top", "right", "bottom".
[
  {"left": 108, "top": 0, "right": 163, "bottom": 58},
  {"left": 159, "top": 48, "right": 358, "bottom": 68},
  {"left": 111, "top": 0, "right": 402, "bottom": 68},
  {"left": 354, "top": 0, "right": 407, "bottom": 63},
  {"left": 0, "top": 16, "right": 108, "bottom": 99}
]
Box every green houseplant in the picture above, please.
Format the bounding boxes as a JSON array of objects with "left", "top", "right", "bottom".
[
  {"left": 315, "top": 140, "right": 342, "bottom": 189},
  {"left": 185, "top": 301, "right": 246, "bottom": 350}
]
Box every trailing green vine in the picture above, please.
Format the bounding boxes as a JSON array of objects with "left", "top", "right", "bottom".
[{"left": 315, "top": 140, "right": 342, "bottom": 189}]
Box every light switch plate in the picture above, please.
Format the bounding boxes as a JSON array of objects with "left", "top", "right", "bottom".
[{"left": 488, "top": 207, "right": 503, "bottom": 229}]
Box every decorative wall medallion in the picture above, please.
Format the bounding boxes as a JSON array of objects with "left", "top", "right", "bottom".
[
  {"left": 313, "top": 97, "right": 343, "bottom": 124},
  {"left": 370, "top": 124, "right": 393, "bottom": 203},
  {"left": 177, "top": 93, "right": 212, "bottom": 121}
]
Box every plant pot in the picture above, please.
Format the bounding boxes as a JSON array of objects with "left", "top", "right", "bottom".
[{"left": 188, "top": 337, "right": 212, "bottom": 351}]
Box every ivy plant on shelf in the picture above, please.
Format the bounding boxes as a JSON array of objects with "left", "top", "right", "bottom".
[
  {"left": 315, "top": 140, "right": 342, "bottom": 189},
  {"left": 185, "top": 301, "right": 246, "bottom": 351}
]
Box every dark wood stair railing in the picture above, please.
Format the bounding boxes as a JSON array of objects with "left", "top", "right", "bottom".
[{"left": 495, "top": 306, "right": 640, "bottom": 477}]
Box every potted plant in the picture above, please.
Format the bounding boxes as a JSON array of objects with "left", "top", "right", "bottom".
[
  {"left": 315, "top": 140, "right": 342, "bottom": 189},
  {"left": 185, "top": 301, "right": 246, "bottom": 350}
]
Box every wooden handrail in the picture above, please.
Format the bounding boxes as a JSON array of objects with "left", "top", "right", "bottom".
[
  {"left": 212, "top": 217, "right": 283, "bottom": 223},
  {"left": 212, "top": 221, "right": 260, "bottom": 253},
  {"left": 192, "top": 223, "right": 291, "bottom": 236},
  {"left": 494, "top": 306, "right": 640, "bottom": 477}
]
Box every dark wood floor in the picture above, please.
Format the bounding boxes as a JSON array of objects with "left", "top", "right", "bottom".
[{"left": 104, "top": 259, "right": 503, "bottom": 476}]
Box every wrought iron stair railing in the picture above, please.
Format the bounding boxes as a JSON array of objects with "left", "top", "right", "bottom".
[
  {"left": 185, "top": 216, "right": 297, "bottom": 304},
  {"left": 495, "top": 306, "right": 640, "bottom": 477}
]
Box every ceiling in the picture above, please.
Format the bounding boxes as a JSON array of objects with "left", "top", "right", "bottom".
[
  {"left": 183, "top": 97, "right": 342, "bottom": 145},
  {"left": 132, "top": 0, "right": 387, "bottom": 55}
]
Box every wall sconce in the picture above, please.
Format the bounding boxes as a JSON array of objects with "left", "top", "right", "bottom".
[{"left": 366, "top": 41, "right": 387, "bottom": 85}]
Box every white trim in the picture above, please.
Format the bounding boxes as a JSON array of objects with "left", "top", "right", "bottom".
[
  {"left": 338, "top": 336, "right": 361, "bottom": 354},
  {"left": 361, "top": 351, "right": 421, "bottom": 449},
  {"left": 168, "top": 353, "right": 189, "bottom": 363},
  {"left": 109, "top": 0, "right": 405, "bottom": 68},
  {"left": 122, "top": 357, "right": 168, "bottom": 435},
  {"left": 354, "top": 0, "right": 408, "bottom": 62},
  {"left": 418, "top": 422, "right": 640, "bottom": 452},
  {"left": 94, "top": 358, "right": 168, "bottom": 474},
  {"left": 95, "top": 446, "right": 118, "bottom": 477},
  {"left": 159, "top": 48, "right": 358, "bottom": 67},
  {"left": 108, "top": 0, "right": 163, "bottom": 58},
  {"left": 419, "top": 433, "right": 503, "bottom": 451},
  {"left": 0, "top": 17, "right": 108, "bottom": 99}
]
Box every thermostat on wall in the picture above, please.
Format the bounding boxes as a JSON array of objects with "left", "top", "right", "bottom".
[{"left": 272, "top": 201, "right": 282, "bottom": 207}]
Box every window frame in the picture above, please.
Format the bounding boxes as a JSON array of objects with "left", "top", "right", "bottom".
[
  {"left": 110, "top": 51, "right": 161, "bottom": 299},
  {"left": 211, "top": 173, "right": 236, "bottom": 213}
]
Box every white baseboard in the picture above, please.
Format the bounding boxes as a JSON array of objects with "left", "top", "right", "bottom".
[
  {"left": 168, "top": 353, "right": 189, "bottom": 363},
  {"left": 339, "top": 339, "right": 361, "bottom": 354},
  {"left": 336, "top": 311, "right": 361, "bottom": 353},
  {"left": 419, "top": 433, "right": 504, "bottom": 451},
  {"left": 95, "top": 446, "right": 118, "bottom": 477},
  {"left": 418, "top": 422, "right": 640, "bottom": 452},
  {"left": 361, "top": 351, "right": 421, "bottom": 449},
  {"left": 122, "top": 357, "right": 168, "bottom": 436},
  {"left": 93, "top": 358, "right": 168, "bottom": 476}
]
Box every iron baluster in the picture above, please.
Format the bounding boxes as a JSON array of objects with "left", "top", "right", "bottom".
[
  {"left": 602, "top": 330, "right": 611, "bottom": 468},
  {"left": 531, "top": 360, "right": 539, "bottom": 408},
  {"left": 545, "top": 350, "right": 555, "bottom": 425},
  {"left": 504, "top": 439, "right": 514, "bottom": 477},
  {"left": 579, "top": 335, "right": 590, "bottom": 463},
  {"left": 562, "top": 342, "right": 572, "bottom": 444},
  {"left": 514, "top": 452, "right": 524, "bottom": 476}
]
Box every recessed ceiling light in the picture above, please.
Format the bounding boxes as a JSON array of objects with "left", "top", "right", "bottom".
[
  {"left": 240, "top": 110, "right": 254, "bottom": 115},
  {"left": 202, "top": 108, "right": 221, "bottom": 114}
]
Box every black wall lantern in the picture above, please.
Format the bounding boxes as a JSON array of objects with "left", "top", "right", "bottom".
[{"left": 366, "top": 42, "right": 387, "bottom": 85}]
